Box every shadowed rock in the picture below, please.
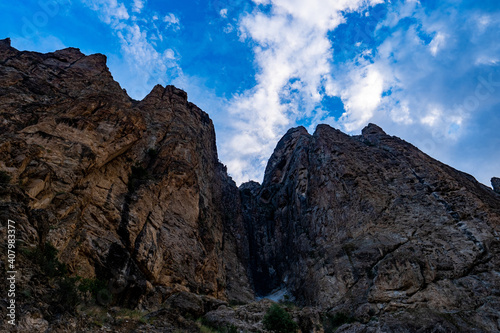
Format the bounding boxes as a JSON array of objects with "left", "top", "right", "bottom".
[
  {"left": 242, "top": 123, "right": 500, "bottom": 331},
  {"left": 492, "top": 177, "right": 500, "bottom": 194}
]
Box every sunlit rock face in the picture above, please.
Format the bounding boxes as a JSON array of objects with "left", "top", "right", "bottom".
[
  {"left": 241, "top": 123, "right": 500, "bottom": 331},
  {"left": 0, "top": 38, "right": 253, "bottom": 308}
]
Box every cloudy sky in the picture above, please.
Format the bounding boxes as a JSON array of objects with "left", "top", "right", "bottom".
[{"left": 1, "top": 0, "right": 499, "bottom": 186}]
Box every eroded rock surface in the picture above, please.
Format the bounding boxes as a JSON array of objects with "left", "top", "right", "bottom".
[
  {"left": 0, "top": 37, "right": 253, "bottom": 314},
  {"left": 242, "top": 123, "right": 500, "bottom": 331},
  {"left": 1, "top": 38, "right": 500, "bottom": 332}
]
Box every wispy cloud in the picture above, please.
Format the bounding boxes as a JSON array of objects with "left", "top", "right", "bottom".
[
  {"left": 132, "top": 0, "right": 145, "bottom": 13},
  {"left": 80, "top": 0, "right": 182, "bottom": 98},
  {"left": 222, "top": 0, "right": 383, "bottom": 184},
  {"left": 163, "top": 12, "right": 180, "bottom": 30},
  {"left": 82, "top": 0, "right": 129, "bottom": 26}
]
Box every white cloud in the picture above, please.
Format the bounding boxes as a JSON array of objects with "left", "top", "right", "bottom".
[
  {"left": 381, "top": 0, "right": 419, "bottom": 28},
  {"left": 81, "top": 0, "right": 129, "bottom": 26},
  {"left": 338, "top": 63, "right": 385, "bottom": 131},
  {"left": 429, "top": 32, "right": 446, "bottom": 56},
  {"left": 389, "top": 101, "right": 413, "bottom": 125},
  {"left": 116, "top": 23, "right": 177, "bottom": 69},
  {"left": 220, "top": 8, "right": 228, "bottom": 18},
  {"left": 164, "top": 13, "right": 180, "bottom": 29},
  {"left": 132, "top": 0, "right": 145, "bottom": 13},
  {"left": 80, "top": 0, "right": 182, "bottom": 99},
  {"left": 420, "top": 107, "right": 442, "bottom": 127},
  {"left": 221, "top": 0, "right": 382, "bottom": 184}
]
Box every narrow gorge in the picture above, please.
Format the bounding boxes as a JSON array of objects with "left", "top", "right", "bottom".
[{"left": 1, "top": 39, "right": 499, "bottom": 332}]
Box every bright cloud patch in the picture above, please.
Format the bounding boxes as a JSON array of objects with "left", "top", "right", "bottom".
[
  {"left": 164, "top": 13, "right": 180, "bottom": 28},
  {"left": 221, "top": 0, "right": 383, "bottom": 184},
  {"left": 218, "top": 0, "right": 500, "bottom": 185},
  {"left": 9, "top": 0, "right": 498, "bottom": 186},
  {"left": 338, "top": 63, "right": 385, "bottom": 131},
  {"left": 429, "top": 32, "right": 446, "bottom": 56},
  {"left": 132, "top": 0, "right": 144, "bottom": 13},
  {"left": 82, "top": 0, "right": 129, "bottom": 25},
  {"left": 80, "top": 0, "right": 182, "bottom": 99}
]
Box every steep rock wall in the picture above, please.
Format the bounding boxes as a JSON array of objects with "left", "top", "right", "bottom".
[
  {"left": 242, "top": 123, "right": 500, "bottom": 331},
  {"left": 0, "top": 38, "right": 253, "bottom": 307}
]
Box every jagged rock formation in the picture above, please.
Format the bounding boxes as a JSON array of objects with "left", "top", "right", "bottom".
[
  {"left": 1, "top": 39, "right": 500, "bottom": 332},
  {"left": 492, "top": 177, "right": 500, "bottom": 194},
  {"left": 241, "top": 124, "right": 500, "bottom": 331},
  {"left": 0, "top": 37, "right": 252, "bottom": 315}
]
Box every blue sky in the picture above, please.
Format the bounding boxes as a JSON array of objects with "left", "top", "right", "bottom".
[{"left": 1, "top": 0, "right": 499, "bottom": 186}]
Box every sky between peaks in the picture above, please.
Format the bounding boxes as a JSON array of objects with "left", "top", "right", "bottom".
[{"left": 1, "top": 0, "right": 499, "bottom": 186}]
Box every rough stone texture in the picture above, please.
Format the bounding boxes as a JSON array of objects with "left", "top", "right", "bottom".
[
  {"left": 242, "top": 123, "right": 500, "bottom": 332},
  {"left": 492, "top": 177, "right": 500, "bottom": 194},
  {"left": 2, "top": 39, "right": 500, "bottom": 332},
  {"left": 0, "top": 37, "right": 253, "bottom": 320},
  {"left": 203, "top": 299, "right": 324, "bottom": 333}
]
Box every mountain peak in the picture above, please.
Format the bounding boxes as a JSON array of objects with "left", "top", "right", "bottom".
[
  {"left": 492, "top": 177, "right": 500, "bottom": 193},
  {"left": 0, "top": 37, "right": 11, "bottom": 47},
  {"left": 2, "top": 41, "right": 500, "bottom": 333},
  {"left": 362, "top": 122, "right": 386, "bottom": 136}
]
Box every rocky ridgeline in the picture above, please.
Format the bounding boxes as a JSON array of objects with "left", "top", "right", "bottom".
[
  {"left": 240, "top": 124, "right": 500, "bottom": 331},
  {"left": 0, "top": 39, "right": 499, "bottom": 332},
  {"left": 0, "top": 38, "right": 251, "bottom": 331}
]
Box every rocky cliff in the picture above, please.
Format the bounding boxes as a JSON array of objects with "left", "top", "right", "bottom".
[
  {"left": 0, "top": 37, "right": 252, "bottom": 330},
  {"left": 1, "top": 39, "right": 500, "bottom": 332},
  {"left": 241, "top": 124, "right": 500, "bottom": 331}
]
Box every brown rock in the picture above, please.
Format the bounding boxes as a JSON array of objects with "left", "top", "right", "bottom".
[
  {"left": 2, "top": 39, "right": 500, "bottom": 333},
  {"left": 242, "top": 123, "right": 500, "bottom": 331},
  {"left": 165, "top": 291, "right": 204, "bottom": 317},
  {"left": 0, "top": 40, "right": 253, "bottom": 315}
]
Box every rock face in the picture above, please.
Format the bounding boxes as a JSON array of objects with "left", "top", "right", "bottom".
[
  {"left": 241, "top": 123, "right": 500, "bottom": 331},
  {"left": 1, "top": 39, "right": 500, "bottom": 332},
  {"left": 0, "top": 38, "right": 253, "bottom": 309}
]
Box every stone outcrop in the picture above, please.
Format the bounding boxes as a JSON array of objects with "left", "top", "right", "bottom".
[
  {"left": 241, "top": 123, "right": 500, "bottom": 331},
  {"left": 1, "top": 39, "right": 500, "bottom": 332},
  {"left": 0, "top": 37, "right": 253, "bottom": 313},
  {"left": 492, "top": 177, "right": 500, "bottom": 194}
]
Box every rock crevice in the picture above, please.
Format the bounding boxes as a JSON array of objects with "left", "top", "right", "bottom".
[{"left": 240, "top": 123, "right": 500, "bottom": 331}]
